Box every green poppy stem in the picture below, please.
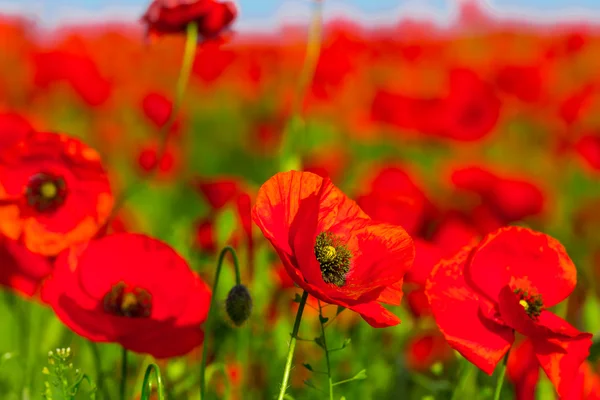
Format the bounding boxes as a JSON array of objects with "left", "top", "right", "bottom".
[
  {"left": 199, "top": 246, "right": 242, "bottom": 400},
  {"left": 318, "top": 300, "right": 334, "bottom": 400},
  {"left": 140, "top": 364, "right": 166, "bottom": 400},
  {"left": 108, "top": 21, "right": 199, "bottom": 218},
  {"left": 493, "top": 351, "right": 509, "bottom": 400},
  {"left": 119, "top": 348, "right": 128, "bottom": 400},
  {"left": 277, "top": 290, "right": 309, "bottom": 400}
]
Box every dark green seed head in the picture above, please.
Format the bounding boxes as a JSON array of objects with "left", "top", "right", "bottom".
[
  {"left": 314, "top": 231, "right": 352, "bottom": 287},
  {"left": 513, "top": 288, "right": 544, "bottom": 320},
  {"left": 226, "top": 284, "right": 253, "bottom": 326}
]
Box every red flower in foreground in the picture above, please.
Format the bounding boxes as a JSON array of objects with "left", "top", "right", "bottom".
[
  {"left": 0, "top": 132, "right": 114, "bottom": 256},
  {"left": 42, "top": 233, "right": 211, "bottom": 358},
  {"left": 507, "top": 338, "right": 600, "bottom": 400},
  {"left": 252, "top": 171, "right": 415, "bottom": 328},
  {"left": 426, "top": 227, "right": 592, "bottom": 397},
  {"left": 141, "top": 0, "right": 237, "bottom": 40},
  {"left": 0, "top": 237, "right": 52, "bottom": 297}
]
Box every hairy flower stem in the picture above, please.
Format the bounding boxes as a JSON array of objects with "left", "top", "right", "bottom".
[
  {"left": 140, "top": 364, "right": 166, "bottom": 400},
  {"left": 120, "top": 348, "right": 128, "bottom": 400},
  {"left": 493, "top": 351, "right": 509, "bottom": 400},
  {"left": 277, "top": 290, "right": 309, "bottom": 400},
  {"left": 199, "top": 246, "right": 242, "bottom": 400},
  {"left": 318, "top": 300, "right": 334, "bottom": 400},
  {"left": 109, "top": 22, "right": 199, "bottom": 220}
]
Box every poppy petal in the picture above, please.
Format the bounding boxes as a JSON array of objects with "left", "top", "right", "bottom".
[
  {"left": 426, "top": 246, "right": 514, "bottom": 375},
  {"left": 468, "top": 226, "right": 576, "bottom": 307},
  {"left": 348, "top": 301, "right": 401, "bottom": 328}
]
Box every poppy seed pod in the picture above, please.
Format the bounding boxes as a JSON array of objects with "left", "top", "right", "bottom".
[{"left": 225, "top": 284, "right": 252, "bottom": 326}]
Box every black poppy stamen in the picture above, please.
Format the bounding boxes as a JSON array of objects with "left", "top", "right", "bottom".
[
  {"left": 103, "top": 282, "right": 152, "bottom": 318},
  {"left": 314, "top": 231, "right": 352, "bottom": 287},
  {"left": 25, "top": 172, "right": 68, "bottom": 213},
  {"left": 514, "top": 288, "right": 544, "bottom": 320}
]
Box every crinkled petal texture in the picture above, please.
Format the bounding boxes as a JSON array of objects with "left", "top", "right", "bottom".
[
  {"left": 42, "top": 233, "right": 211, "bottom": 359},
  {"left": 427, "top": 226, "right": 591, "bottom": 397},
  {"left": 0, "top": 132, "right": 114, "bottom": 256},
  {"left": 252, "top": 171, "right": 415, "bottom": 328}
]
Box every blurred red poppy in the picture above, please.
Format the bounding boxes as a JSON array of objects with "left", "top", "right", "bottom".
[
  {"left": 42, "top": 233, "right": 211, "bottom": 358},
  {"left": 575, "top": 134, "right": 600, "bottom": 171},
  {"left": 141, "top": 0, "right": 237, "bottom": 40},
  {"left": 252, "top": 171, "right": 415, "bottom": 328},
  {"left": 405, "top": 330, "right": 453, "bottom": 372},
  {"left": 0, "top": 237, "right": 52, "bottom": 297},
  {"left": 0, "top": 132, "right": 114, "bottom": 256},
  {"left": 356, "top": 166, "right": 430, "bottom": 235},
  {"left": 426, "top": 226, "right": 592, "bottom": 397},
  {"left": 494, "top": 64, "right": 543, "bottom": 104},
  {"left": 0, "top": 112, "right": 33, "bottom": 151},
  {"left": 32, "top": 50, "right": 112, "bottom": 107}
]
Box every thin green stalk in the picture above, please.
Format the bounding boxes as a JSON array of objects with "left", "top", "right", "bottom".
[
  {"left": 120, "top": 348, "right": 128, "bottom": 400},
  {"left": 200, "top": 246, "right": 242, "bottom": 399},
  {"left": 140, "top": 364, "right": 166, "bottom": 400},
  {"left": 318, "top": 301, "right": 334, "bottom": 400},
  {"left": 109, "top": 22, "right": 199, "bottom": 220},
  {"left": 277, "top": 290, "right": 309, "bottom": 400},
  {"left": 89, "top": 342, "right": 109, "bottom": 400},
  {"left": 493, "top": 352, "right": 509, "bottom": 400},
  {"left": 278, "top": 0, "right": 323, "bottom": 171}
]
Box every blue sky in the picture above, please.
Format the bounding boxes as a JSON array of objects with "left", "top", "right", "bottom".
[{"left": 1, "top": 0, "right": 600, "bottom": 29}]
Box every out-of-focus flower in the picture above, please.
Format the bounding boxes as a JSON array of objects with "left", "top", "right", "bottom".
[
  {"left": 494, "top": 64, "right": 544, "bottom": 104},
  {"left": 0, "top": 132, "right": 114, "bottom": 256},
  {"left": 42, "top": 233, "right": 211, "bottom": 358},
  {"left": 137, "top": 143, "right": 178, "bottom": 177},
  {"left": 252, "top": 171, "right": 415, "bottom": 328},
  {"left": 449, "top": 165, "right": 545, "bottom": 222},
  {"left": 32, "top": 50, "right": 112, "bottom": 107},
  {"left": 558, "top": 84, "right": 595, "bottom": 126},
  {"left": 0, "top": 112, "right": 33, "bottom": 151},
  {"left": 427, "top": 227, "right": 592, "bottom": 397},
  {"left": 371, "top": 68, "right": 501, "bottom": 141},
  {"left": 141, "top": 0, "right": 237, "bottom": 40},
  {"left": 141, "top": 92, "right": 182, "bottom": 136},
  {"left": 0, "top": 237, "right": 52, "bottom": 297},
  {"left": 356, "top": 166, "right": 430, "bottom": 235},
  {"left": 575, "top": 133, "right": 600, "bottom": 171},
  {"left": 405, "top": 330, "right": 453, "bottom": 372}
]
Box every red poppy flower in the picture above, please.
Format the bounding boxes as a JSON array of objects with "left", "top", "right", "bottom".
[
  {"left": 356, "top": 166, "right": 430, "bottom": 235},
  {"left": 252, "top": 171, "right": 415, "bottom": 328},
  {"left": 0, "top": 132, "right": 114, "bottom": 256},
  {"left": 141, "top": 0, "right": 237, "bottom": 40},
  {"left": 0, "top": 112, "right": 33, "bottom": 151},
  {"left": 436, "top": 68, "right": 501, "bottom": 141},
  {"left": 507, "top": 338, "right": 539, "bottom": 400},
  {"left": 494, "top": 64, "right": 543, "bottom": 103},
  {"left": 426, "top": 226, "right": 592, "bottom": 397},
  {"left": 32, "top": 50, "right": 112, "bottom": 107},
  {"left": 42, "top": 233, "right": 211, "bottom": 358},
  {"left": 0, "top": 237, "right": 52, "bottom": 297},
  {"left": 194, "top": 217, "right": 217, "bottom": 253},
  {"left": 508, "top": 338, "right": 600, "bottom": 400},
  {"left": 575, "top": 134, "right": 600, "bottom": 171},
  {"left": 558, "top": 84, "right": 595, "bottom": 126},
  {"left": 140, "top": 92, "right": 182, "bottom": 136},
  {"left": 405, "top": 330, "right": 453, "bottom": 372},
  {"left": 195, "top": 177, "right": 242, "bottom": 210}
]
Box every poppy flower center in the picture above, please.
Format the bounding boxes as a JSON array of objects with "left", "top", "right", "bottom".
[
  {"left": 514, "top": 288, "right": 543, "bottom": 320},
  {"left": 103, "top": 282, "right": 152, "bottom": 318},
  {"left": 25, "top": 172, "right": 67, "bottom": 213},
  {"left": 314, "top": 231, "right": 352, "bottom": 287}
]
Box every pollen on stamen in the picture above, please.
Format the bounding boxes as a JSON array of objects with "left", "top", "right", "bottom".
[{"left": 314, "top": 231, "right": 352, "bottom": 287}]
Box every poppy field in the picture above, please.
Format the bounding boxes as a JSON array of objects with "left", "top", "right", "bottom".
[{"left": 2, "top": 0, "right": 600, "bottom": 399}]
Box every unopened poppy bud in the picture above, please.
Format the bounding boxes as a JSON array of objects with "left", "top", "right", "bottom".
[{"left": 225, "top": 284, "right": 252, "bottom": 326}]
